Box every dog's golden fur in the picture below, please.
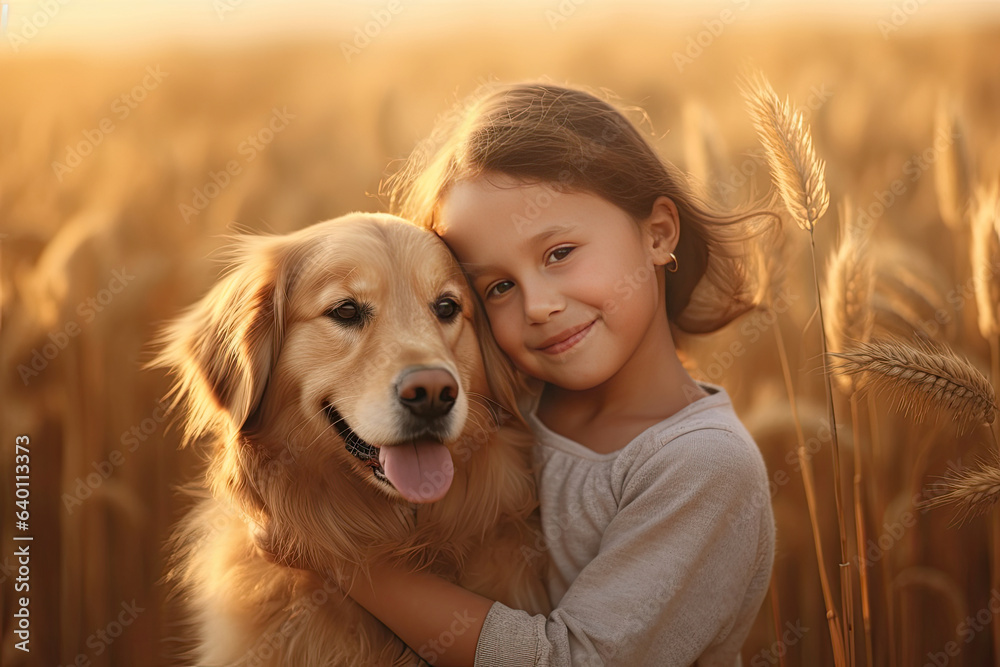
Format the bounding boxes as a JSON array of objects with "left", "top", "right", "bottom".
[{"left": 153, "top": 213, "right": 549, "bottom": 666}]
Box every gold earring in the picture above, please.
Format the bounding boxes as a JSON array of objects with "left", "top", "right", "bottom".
[{"left": 666, "top": 252, "right": 679, "bottom": 273}]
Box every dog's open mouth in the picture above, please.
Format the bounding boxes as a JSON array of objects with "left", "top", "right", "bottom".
[
  {"left": 324, "top": 402, "right": 389, "bottom": 483},
  {"left": 323, "top": 401, "right": 455, "bottom": 503}
]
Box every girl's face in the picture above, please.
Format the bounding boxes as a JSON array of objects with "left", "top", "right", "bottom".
[{"left": 437, "top": 173, "right": 675, "bottom": 391}]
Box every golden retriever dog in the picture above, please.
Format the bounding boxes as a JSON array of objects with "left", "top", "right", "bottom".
[{"left": 152, "top": 213, "right": 550, "bottom": 666}]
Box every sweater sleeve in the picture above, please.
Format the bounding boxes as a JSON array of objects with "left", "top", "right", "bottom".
[{"left": 473, "top": 428, "right": 775, "bottom": 667}]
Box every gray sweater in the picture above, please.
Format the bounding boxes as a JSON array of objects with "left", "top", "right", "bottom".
[{"left": 473, "top": 381, "right": 776, "bottom": 666}]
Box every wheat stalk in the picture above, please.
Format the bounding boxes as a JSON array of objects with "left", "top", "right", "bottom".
[
  {"left": 821, "top": 197, "right": 878, "bottom": 666},
  {"left": 739, "top": 69, "right": 830, "bottom": 232},
  {"left": 824, "top": 199, "right": 876, "bottom": 395},
  {"left": 823, "top": 197, "right": 878, "bottom": 667},
  {"left": 828, "top": 337, "right": 998, "bottom": 436},
  {"left": 769, "top": 307, "right": 847, "bottom": 666},
  {"left": 742, "top": 67, "right": 852, "bottom": 666},
  {"left": 823, "top": 199, "right": 878, "bottom": 667},
  {"left": 826, "top": 204, "right": 879, "bottom": 664},
  {"left": 970, "top": 180, "right": 1000, "bottom": 667},
  {"left": 920, "top": 458, "right": 1000, "bottom": 527},
  {"left": 971, "top": 183, "right": 1000, "bottom": 340}
]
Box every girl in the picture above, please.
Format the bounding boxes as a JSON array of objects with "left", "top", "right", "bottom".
[{"left": 345, "top": 81, "right": 780, "bottom": 666}]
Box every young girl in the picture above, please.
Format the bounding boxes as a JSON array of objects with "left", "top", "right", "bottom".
[{"left": 344, "top": 81, "right": 779, "bottom": 666}]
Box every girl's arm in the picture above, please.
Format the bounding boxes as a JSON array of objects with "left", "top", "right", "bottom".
[
  {"left": 347, "top": 431, "right": 774, "bottom": 667},
  {"left": 346, "top": 560, "right": 494, "bottom": 667}
]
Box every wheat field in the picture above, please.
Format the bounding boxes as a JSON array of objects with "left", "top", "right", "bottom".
[{"left": 2, "top": 6, "right": 1000, "bottom": 666}]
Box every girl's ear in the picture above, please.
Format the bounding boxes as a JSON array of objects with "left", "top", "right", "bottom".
[
  {"left": 149, "top": 236, "right": 289, "bottom": 444},
  {"left": 643, "top": 196, "right": 682, "bottom": 265}
]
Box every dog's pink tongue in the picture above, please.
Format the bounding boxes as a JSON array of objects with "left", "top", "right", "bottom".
[{"left": 378, "top": 440, "right": 454, "bottom": 504}]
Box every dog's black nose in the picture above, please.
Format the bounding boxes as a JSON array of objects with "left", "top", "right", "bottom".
[{"left": 397, "top": 368, "right": 458, "bottom": 418}]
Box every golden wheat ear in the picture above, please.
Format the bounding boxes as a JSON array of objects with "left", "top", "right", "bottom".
[
  {"left": 918, "top": 455, "right": 1000, "bottom": 527},
  {"left": 739, "top": 66, "right": 830, "bottom": 232},
  {"left": 824, "top": 198, "right": 876, "bottom": 395},
  {"left": 147, "top": 235, "right": 290, "bottom": 445},
  {"left": 828, "top": 336, "right": 998, "bottom": 437}
]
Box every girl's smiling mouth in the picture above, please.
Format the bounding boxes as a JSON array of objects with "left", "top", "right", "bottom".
[{"left": 537, "top": 320, "right": 596, "bottom": 354}]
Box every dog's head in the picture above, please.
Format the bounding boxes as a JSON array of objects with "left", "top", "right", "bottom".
[{"left": 152, "top": 213, "right": 530, "bottom": 514}]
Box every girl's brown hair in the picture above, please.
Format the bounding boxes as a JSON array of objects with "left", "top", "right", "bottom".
[{"left": 383, "top": 80, "right": 782, "bottom": 342}]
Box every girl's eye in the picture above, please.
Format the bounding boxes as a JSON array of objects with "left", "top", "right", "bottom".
[
  {"left": 486, "top": 281, "right": 514, "bottom": 298},
  {"left": 548, "top": 246, "right": 574, "bottom": 263},
  {"left": 433, "top": 296, "right": 461, "bottom": 321}
]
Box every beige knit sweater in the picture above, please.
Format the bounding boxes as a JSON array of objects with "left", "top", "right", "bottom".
[{"left": 473, "top": 381, "right": 776, "bottom": 667}]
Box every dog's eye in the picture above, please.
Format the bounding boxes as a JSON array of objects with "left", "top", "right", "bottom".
[
  {"left": 433, "top": 297, "right": 460, "bottom": 321},
  {"left": 326, "top": 301, "right": 363, "bottom": 324}
]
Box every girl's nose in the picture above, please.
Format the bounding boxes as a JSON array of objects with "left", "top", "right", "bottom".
[{"left": 521, "top": 278, "right": 565, "bottom": 323}]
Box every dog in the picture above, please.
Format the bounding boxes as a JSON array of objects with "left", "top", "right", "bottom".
[{"left": 152, "top": 213, "right": 550, "bottom": 666}]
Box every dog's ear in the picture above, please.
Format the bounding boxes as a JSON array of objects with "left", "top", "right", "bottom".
[
  {"left": 149, "top": 235, "right": 290, "bottom": 444},
  {"left": 469, "top": 293, "right": 539, "bottom": 428}
]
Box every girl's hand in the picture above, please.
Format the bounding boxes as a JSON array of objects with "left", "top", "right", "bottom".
[{"left": 345, "top": 558, "right": 495, "bottom": 667}]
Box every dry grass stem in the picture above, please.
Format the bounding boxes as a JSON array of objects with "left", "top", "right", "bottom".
[
  {"left": 739, "top": 69, "right": 830, "bottom": 232},
  {"left": 829, "top": 337, "right": 998, "bottom": 435},
  {"left": 770, "top": 312, "right": 847, "bottom": 666},
  {"left": 850, "top": 395, "right": 875, "bottom": 667}
]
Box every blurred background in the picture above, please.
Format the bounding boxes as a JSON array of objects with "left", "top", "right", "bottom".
[{"left": 2, "top": 0, "right": 999, "bottom": 665}]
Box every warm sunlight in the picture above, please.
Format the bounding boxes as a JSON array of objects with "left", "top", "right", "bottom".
[{"left": 2, "top": 1, "right": 999, "bottom": 666}]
